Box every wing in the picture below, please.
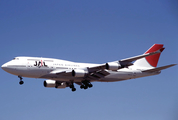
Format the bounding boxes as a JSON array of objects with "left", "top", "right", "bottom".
[
  {"left": 88, "top": 48, "right": 163, "bottom": 71},
  {"left": 49, "top": 68, "right": 110, "bottom": 80},
  {"left": 48, "top": 47, "right": 162, "bottom": 81},
  {"left": 119, "top": 48, "right": 163, "bottom": 66},
  {"left": 87, "top": 69, "right": 110, "bottom": 80}
]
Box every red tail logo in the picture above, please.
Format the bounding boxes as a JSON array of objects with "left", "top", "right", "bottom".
[{"left": 144, "top": 44, "right": 164, "bottom": 67}]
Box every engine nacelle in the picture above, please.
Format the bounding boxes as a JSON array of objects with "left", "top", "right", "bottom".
[
  {"left": 72, "top": 69, "right": 87, "bottom": 77},
  {"left": 105, "top": 62, "right": 121, "bottom": 70},
  {"left": 43, "top": 80, "right": 67, "bottom": 89}
]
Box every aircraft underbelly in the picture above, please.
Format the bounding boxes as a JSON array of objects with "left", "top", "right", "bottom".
[
  {"left": 12, "top": 66, "right": 160, "bottom": 83},
  {"left": 39, "top": 74, "right": 83, "bottom": 82}
]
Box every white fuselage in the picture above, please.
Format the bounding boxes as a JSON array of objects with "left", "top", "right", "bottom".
[
  {"left": 2, "top": 44, "right": 175, "bottom": 91},
  {"left": 1, "top": 57, "right": 160, "bottom": 83}
]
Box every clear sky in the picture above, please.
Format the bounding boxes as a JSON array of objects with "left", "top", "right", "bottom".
[{"left": 0, "top": 0, "right": 178, "bottom": 120}]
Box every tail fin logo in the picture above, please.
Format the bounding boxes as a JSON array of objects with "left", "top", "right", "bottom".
[{"left": 144, "top": 44, "right": 164, "bottom": 67}]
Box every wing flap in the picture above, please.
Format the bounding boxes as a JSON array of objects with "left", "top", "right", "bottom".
[
  {"left": 87, "top": 64, "right": 106, "bottom": 72},
  {"left": 88, "top": 69, "right": 110, "bottom": 79}
]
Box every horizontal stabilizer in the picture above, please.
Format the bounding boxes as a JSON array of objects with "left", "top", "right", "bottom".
[{"left": 142, "top": 64, "right": 177, "bottom": 73}]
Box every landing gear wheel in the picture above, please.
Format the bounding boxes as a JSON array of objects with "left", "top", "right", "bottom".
[
  {"left": 80, "top": 85, "right": 84, "bottom": 89},
  {"left": 82, "top": 80, "right": 93, "bottom": 89},
  {"left": 84, "top": 85, "right": 88, "bottom": 89},
  {"left": 19, "top": 81, "right": 24, "bottom": 85},
  {"left": 70, "top": 82, "right": 76, "bottom": 92},
  {"left": 70, "top": 84, "right": 74, "bottom": 88},
  {"left": 18, "top": 76, "right": 24, "bottom": 85},
  {"left": 72, "top": 88, "right": 76, "bottom": 92},
  {"left": 88, "top": 84, "right": 93, "bottom": 88}
]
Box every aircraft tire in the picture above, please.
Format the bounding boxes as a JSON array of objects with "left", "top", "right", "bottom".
[
  {"left": 19, "top": 81, "right": 24, "bottom": 85},
  {"left": 80, "top": 85, "right": 84, "bottom": 89},
  {"left": 72, "top": 88, "right": 76, "bottom": 92},
  {"left": 88, "top": 84, "right": 93, "bottom": 88},
  {"left": 84, "top": 85, "right": 88, "bottom": 89},
  {"left": 70, "top": 84, "right": 74, "bottom": 88}
]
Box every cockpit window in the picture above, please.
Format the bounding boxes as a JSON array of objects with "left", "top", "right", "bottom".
[{"left": 13, "top": 58, "right": 19, "bottom": 60}]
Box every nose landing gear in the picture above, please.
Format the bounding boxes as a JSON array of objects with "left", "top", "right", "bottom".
[{"left": 18, "top": 76, "right": 24, "bottom": 85}]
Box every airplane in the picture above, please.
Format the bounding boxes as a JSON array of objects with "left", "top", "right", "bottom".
[{"left": 1, "top": 44, "right": 176, "bottom": 92}]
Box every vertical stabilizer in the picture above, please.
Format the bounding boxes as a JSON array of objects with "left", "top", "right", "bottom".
[{"left": 134, "top": 44, "right": 164, "bottom": 69}]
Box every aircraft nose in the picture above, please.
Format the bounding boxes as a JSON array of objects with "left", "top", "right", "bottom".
[{"left": 1, "top": 63, "right": 7, "bottom": 71}]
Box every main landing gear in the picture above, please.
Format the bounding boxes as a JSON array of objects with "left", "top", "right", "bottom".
[
  {"left": 18, "top": 76, "right": 24, "bottom": 85},
  {"left": 69, "top": 81, "right": 93, "bottom": 92},
  {"left": 80, "top": 80, "right": 93, "bottom": 90},
  {"left": 69, "top": 82, "right": 76, "bottom": 92}
]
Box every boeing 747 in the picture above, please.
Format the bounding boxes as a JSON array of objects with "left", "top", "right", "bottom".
[{"left": 1, "top": 44, "right": 176, "bottom": 91}]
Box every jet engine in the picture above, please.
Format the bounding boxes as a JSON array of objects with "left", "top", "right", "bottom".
[
  {"left": 105, "top": 62, "right": 121, "bottom": 71},
  {"left": 72, "top": 69, "right": 88, "bottom": 77},
  {"left": 43, "top": 80, "right": 67, "bottom": 89}
]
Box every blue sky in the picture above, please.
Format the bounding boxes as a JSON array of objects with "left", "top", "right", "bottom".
[{"left": 0, "top": 0, "right": 178, "bottom": 120}]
